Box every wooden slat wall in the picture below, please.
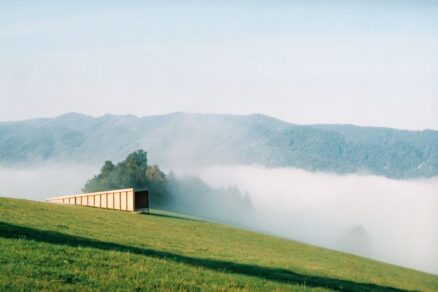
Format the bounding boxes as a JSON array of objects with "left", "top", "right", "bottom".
[{"left": 47, "top": 189, "right": 135, "bottom": 212}]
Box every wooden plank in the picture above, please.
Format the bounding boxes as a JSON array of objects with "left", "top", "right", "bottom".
[
  {"left": 102, "top": 193, "right": 107, "bottom": 209},
  {"left": 127, "top": 191, "right": 134, "bottom": 211},
  {"left": 110, "top": 193, "right": 114, "bottom": 209},
  {"left": 114, "top": 192, "right": 120, "bottom": 210}
]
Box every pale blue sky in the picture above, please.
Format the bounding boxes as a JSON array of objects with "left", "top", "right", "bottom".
[{"left": 1, "top": 0, "right": 437, "bottom": 129}]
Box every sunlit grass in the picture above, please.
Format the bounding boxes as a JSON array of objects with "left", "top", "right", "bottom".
[{"left": 0, "top": 197, "right": 437, "bottom": 291}]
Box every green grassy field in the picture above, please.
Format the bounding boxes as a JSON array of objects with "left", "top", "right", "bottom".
[{"left": 0, "top": 197, "right": 437, "bottom": 291}]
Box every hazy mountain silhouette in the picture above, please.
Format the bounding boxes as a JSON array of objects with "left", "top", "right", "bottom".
[{"left": 0, "top": 112, "right": 436, "bottom": 178}]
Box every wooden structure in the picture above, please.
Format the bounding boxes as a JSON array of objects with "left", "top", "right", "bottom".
[{"left": 46, "top": 188, "right": 149, "bottom": 212}]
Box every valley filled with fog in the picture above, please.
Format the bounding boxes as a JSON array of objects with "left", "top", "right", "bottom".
[
  {"left": 177, "top": 165, "right": 438, "bottom": 274},
  {"left": 1, "top": 163, "right": 437, "bottom": 274}
]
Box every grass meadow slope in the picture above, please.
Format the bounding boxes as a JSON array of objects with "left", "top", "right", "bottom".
[{"left": 0, "top": 197, "right": 437, "bottom": 291}]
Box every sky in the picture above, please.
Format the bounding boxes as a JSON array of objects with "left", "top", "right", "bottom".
[{"left": 0, "top": 0, "right": 437, "bottom": 130}]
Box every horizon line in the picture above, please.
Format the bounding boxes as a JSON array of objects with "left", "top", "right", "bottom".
[{"left": 1, "top": 111, "right": 436, "bottom": 132}]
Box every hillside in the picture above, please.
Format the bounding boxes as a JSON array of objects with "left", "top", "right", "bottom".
[
  {"left": 0, "top": 197, "right": 437, "bottom": 291},
  {"left": 0, "top": 113, "right": 437, "bottom": 178}
]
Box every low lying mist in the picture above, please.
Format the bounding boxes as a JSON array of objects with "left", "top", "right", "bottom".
[
  {"left": 0, "top": 164, "right": 99, "bottom": 201},
  {"left": 164, "top": 175, "right": 256, "bottom": 228},
  {"left": 175, "top": 165, "right": 438, "bottom": 274}
]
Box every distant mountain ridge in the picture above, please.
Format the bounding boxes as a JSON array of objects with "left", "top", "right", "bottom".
[{"left": 0, "top": 112, "right": 437, "bottom": 178}]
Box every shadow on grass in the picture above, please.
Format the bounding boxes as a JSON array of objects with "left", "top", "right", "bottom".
[
  {"left": 0, "top": 222, "right": 408, "bottom": 291},
  {"left": 145, "top": 211, "right": 202, "bottom": 223}
]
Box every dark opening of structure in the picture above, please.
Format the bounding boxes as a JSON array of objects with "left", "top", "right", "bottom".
[{"left": 135, "top": 189, "right": 149, "bottom": 212}]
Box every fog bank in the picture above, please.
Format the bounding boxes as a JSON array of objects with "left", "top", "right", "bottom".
[
  {"left": 0, "top": 164, "right": 99, "bottom": 201},
  {"left": 176, "top": 165, "right": 438, "bottom": 274}
]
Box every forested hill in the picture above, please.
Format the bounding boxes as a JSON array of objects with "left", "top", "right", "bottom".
[{"left": 0, "top": 112, "right": 437, "bottom": 178}]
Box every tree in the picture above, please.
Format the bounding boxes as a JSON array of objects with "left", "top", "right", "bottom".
[
  {"left": 146, "top": 165, "right": 168, "bottom": 206},
  {"left": 82, "top": 150, "right": 168, "bottom": 204}
]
